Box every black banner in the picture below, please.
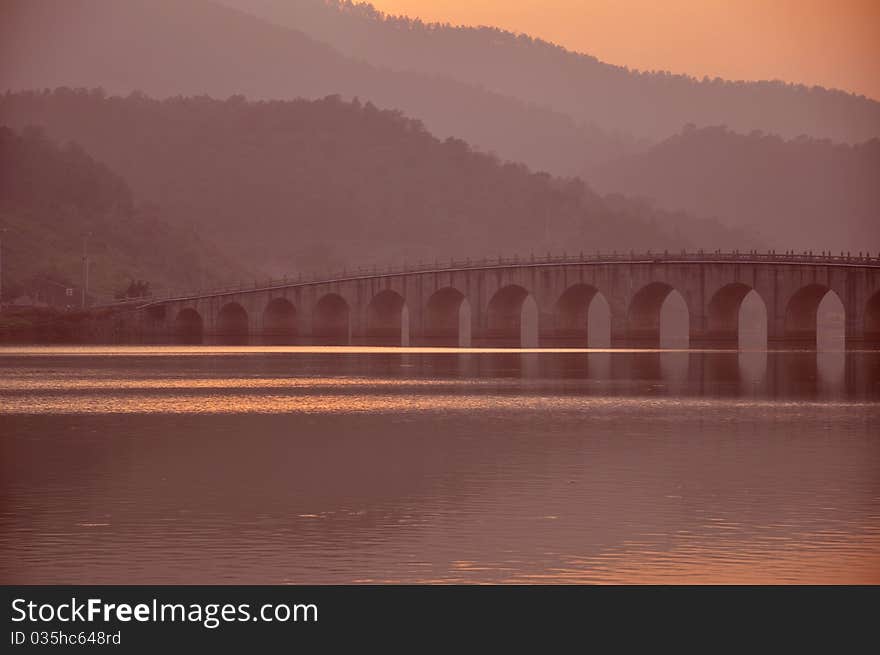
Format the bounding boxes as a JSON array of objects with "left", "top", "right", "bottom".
[{"left": 2, "top": 586, "right": 875, "bottom": 649}]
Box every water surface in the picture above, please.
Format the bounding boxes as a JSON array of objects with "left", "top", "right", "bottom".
[{"left": 1, "top": 346, "right": 878, "bottom": 583}]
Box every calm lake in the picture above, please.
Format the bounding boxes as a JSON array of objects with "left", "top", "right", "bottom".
[{"left": 1, "top": 346, "right": 878, "bottom": 584}]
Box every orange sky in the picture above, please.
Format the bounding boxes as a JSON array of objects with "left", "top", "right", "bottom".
[{"left": 370, "top": 0, "right": 880, "bottom": 100}]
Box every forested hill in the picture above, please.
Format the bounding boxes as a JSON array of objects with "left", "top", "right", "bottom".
[
  {"left": 220, "top": 0, "right": 880, "bottom": 143},
  {"left": 0, "top": 126, "right": 240, "bottom": 303},
  {"left": 591, "top": 126, "right": 880, "bottom": 253},
  {"left": 0, "top": 0, "right": 636, "bottom": 176},
  {"left": 0, "top": 90, "right": 758, "bottom": 277}
]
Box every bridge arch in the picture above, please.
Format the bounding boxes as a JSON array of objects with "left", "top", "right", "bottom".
[
  {"left": 784, "top": 284, "right": 845, "bottom": 348},
  {"left": 424, "top": 287, "right": 471, "bottom": 347},
  {"left": 313, "top": 293, "right": 350, "bottom": 344},
  {"left": 866, "top": 291, "right": 880, "bottom": 343},
  {"left": 175, "top": 308, "right": 203, "bottom": 343},
  {"left": 217, "top": 302, "right": 249, "bottom": 336},
  {"left": 707, "top": 283, "right": 768, "bottom": 348},
  {"left": 553, "top": 284, "right": 611, "bottom": 347},
  {"left": 262, "top": 297, "right": 297, "bottom": 338},
  {"left": 627, "top": 282, "right": 690, "bottom": 348},
  {"left": 487, "top": 284, "right": 538, "bottom": 347},
  {"left": 367, "top": 289, "right": 409, "bottom": 346}
]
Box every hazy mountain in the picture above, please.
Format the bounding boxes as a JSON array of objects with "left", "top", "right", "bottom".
[
  {"left": 0, "top": 0, "right": 865, "bottom": 261},
  {"left": 0, "top": 0, "right": 637, "bottom": 176},
  {"left": 0, "top": 125, "right": 240, "bottom": 303},
  {"left": 221, "top": 0, "right": 880, "bottom": 143},
  {"left": 591, "top": 126, "right": 880, "bottom": 253},
  {"left": 0, "top": 90, "right": 759, "bottom": 278}
]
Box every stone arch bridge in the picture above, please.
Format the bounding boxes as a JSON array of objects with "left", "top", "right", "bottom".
[{"left": 134, "top": 252, "right": 880, "bottom": 348}]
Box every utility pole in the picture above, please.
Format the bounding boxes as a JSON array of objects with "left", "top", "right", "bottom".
[{"left": 81, "top": 232, "right": 91, "bottom": 309}]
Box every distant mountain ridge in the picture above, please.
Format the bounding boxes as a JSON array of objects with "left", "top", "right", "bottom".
[
  {"left": 0, "top": 0, "right": 871, "bottom": 261},
  {"left": 0, "top": 0, "right": 638, "bottom": 175},
  {"left": 591, "top": 126, "right": 880, "bottom": 253},
  {"left": 0, "top": 89, "right": 759, "bottom": 278},
  {"left": 220, "top": 0, "right": 880, "bottom": 143}
]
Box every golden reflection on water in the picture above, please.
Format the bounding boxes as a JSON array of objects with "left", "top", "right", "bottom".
[
  {"left": 2, "top": 387, "right": 875, "bottom": 414},
  {"left": 392, "top": 531, "right": 880, "bottom": 585},
  {"left": 524, "top": 530, "right": 880, "bottom": 585},
  {"left": 346, "top": 525, "right": 880, "bottom": 584},
  {"left": 0, "top": 375, "right": 507, "bottom": 391}
]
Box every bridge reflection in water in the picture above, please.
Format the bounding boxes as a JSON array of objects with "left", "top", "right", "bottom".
[{"left": 132, "top": 252, "right": 880, "bottom": 349}]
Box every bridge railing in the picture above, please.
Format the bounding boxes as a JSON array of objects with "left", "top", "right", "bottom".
[{"left": 124, "top": 249, "right": 880, "bottom": 307}]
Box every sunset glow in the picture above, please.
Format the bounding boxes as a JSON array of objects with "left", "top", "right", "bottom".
[{"left": 372, "top": 0, "right": 880, "bottom": 99}]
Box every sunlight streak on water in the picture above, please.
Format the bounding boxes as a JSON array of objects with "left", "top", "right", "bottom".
[{"left": 1, "top": 388, "right": 876, "bottom": 415}]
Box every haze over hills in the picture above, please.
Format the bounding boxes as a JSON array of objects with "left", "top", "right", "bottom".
[
  {"left": 0, "top": 125, "right": 239, "bottom": 303},
  {"left": 221, "top": 0, "right": 880, "bottom": 144},
  {"left": 592, "top": 126, "right": 880, "bottom": 253},
  {"left": 0, "top": 0, "right": 636, "bottom": 175},
  {"left": 0, "top": 90, "right": 758, "bottom": 279},
  {"left": 0, "top": 0, "right": 873, "bottom": 284}
]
